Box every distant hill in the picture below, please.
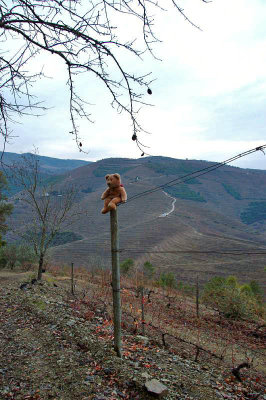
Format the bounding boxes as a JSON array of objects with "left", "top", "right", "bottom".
[
  {"left": 1, "top": 152, "right": 91, "bottom": 174},
  {"left": 1, "top": 152, "right": 92, "bottom": 196},
  {"left": 6, "top": 155, "right": 266, "bottom": 292}
]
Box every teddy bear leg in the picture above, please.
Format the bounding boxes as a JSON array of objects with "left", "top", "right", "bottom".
[
  {"left": 101, "top": 198, "right": 111, "bottom": 214},
  {"left": 108, "top": 202, "right": 116, "bottom": 211},
  {"left": 108, "top": 198, "right": 121, "bottom": 211}
]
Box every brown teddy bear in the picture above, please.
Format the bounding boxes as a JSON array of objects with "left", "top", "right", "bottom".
[{"left": 101, "top": 173, "right": 127, "bottom": 214}]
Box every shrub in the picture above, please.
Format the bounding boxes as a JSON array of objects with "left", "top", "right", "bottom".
[
  {"left": 202, "top": 276, "right": 263, "bottom": 320},
  {"left": 240, "top": 201, "right": 266, "bottom": 224},
  {"left": 175, "top": 281, "right": 194, "bottom": 295},
  {"left": 120, "top": 258, "right": 134, "bottom": 275},
  {"left": 240, "top": 284, "right": 253, "bottom": 296},
  {"left": 143, "top": 261, "right": 155, "bottom": 279},
  {"left": 226, "top": 275, "right": 238, "bottom": 288},
  {"left": 249, "top": 280, "right": 263, "bottom": 298},
  {"left": 157, "top": 272, "right": 177, "bottom": 289},
  {"left": 222, "top": 183, "right": 241, "bottom": 200},
  {"left": 164, "top": 185, "right": 206, "bottom": 203},
  {"left": 0, "top": 253, "right": 7, "bottom": 269},
  {"left": 0, "top": 244, "right": 37, "bottom": 270}
]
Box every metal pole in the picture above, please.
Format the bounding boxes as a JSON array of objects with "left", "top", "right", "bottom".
[{"left": 110, "top": 209, "right": 122, "bottom": 357}]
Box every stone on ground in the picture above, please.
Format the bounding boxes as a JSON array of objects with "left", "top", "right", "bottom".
[{"left": 145, "top": 379, "right": 168, "bottom": 398}]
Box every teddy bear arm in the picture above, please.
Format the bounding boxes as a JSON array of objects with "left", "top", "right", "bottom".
[
  {"left": 120, "top": 187, "right": 127, "bottom": 202},
  {"left": 101, "top": 188, "right": 110, "bottom": 200}
]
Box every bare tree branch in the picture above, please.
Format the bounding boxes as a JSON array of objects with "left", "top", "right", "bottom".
[{"left": 0, "top": 0, "right": 208, "bottom": 154}]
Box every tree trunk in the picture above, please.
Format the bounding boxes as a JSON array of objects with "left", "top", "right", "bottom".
[
  {"left": 71, "top": 262, "right": 74, "bottom": 295},
  {"left": 37, "top": 252, "right": 44, "bottom": 280}
]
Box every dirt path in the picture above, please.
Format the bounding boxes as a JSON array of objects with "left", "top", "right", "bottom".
[{"left": 159, "top": 192, "right": 176, "bottom": 218}]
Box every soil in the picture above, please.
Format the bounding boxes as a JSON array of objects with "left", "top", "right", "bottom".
[{"left": 0, "top": 271, "right": 265, "bottom": 400}]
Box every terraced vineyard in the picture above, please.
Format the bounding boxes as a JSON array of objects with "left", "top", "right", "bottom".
[{"left": 7, "top": 155, "right": 266, "bottom": 292}]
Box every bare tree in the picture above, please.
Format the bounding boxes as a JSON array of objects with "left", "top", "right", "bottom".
[
  {"left": 8, "top": 153, "right": 83, "bottom": 280},
  {"left": 0, "top": 0, "right": 207, "bottom": 154},
  {"left": 0, "top": 170, "right": 13, "bottom": 242}
]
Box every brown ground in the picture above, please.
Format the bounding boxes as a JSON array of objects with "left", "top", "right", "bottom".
[{"left": 0, "top": 271, "right": 265, "bottom": 400}]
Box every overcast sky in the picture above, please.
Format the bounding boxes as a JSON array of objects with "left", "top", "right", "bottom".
[{"left": 2, "top": 0, "right": 266, "bottom": 169}]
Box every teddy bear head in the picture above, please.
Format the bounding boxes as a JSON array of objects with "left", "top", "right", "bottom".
[{"left": 105, "top": 173, "right": 121, "bottom": 188}]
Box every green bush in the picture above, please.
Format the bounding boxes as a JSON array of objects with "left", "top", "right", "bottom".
[
  {"left": 249, "top": 280, "right": 263, "bottom": 298},
  {"left": 175, "top": 281, "right": 195, "bottom": 295},
  {"left": 240, "top": 284, "right": 253, "bottom": 296},
  {"left": 240, "top": 201, "right": 266, "bottom": 224},
  {"left": 226, "top": 275, "right": 238, "bottom": 288},
  {"left": 202, "top": 276, "right": 263, "bottom": 320},
  {"left": 143, "top": 261, "right": 155, "bottom": 279},
  {"left": 164, "top": 185, "right": 206, "bottom": 203},
  {"left": 146, "top": 160, "right": 197, "bottom": 176},
  {"left": 0, "top": 244, "right": 37, "bottom": 270},
  {"left": 120, "top": 258, "right": 134, "bottom": 275},
  {"left": 222, "top": 183, "right": 241, "bottom": 200},
  {"left": 50, "top": 231, "right": 83, "bottom": 246},
  {"left": 157, "top": 272, "right": 177, "bottom": 289}
]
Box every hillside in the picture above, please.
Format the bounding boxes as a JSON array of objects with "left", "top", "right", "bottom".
[
  {"left": 0, "top": 270, "right": 264, "bottom": 400},
  {"left": 6, "top": 155, "right": 266, "bottom": 290}
]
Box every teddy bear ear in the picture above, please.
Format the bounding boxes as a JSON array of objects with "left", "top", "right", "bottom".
[
  {"left": 105, "top": 174, "right": 110, "bottom": 180},
  {"left": 113, "top": 173, "right": 120, "bottom": 180}
]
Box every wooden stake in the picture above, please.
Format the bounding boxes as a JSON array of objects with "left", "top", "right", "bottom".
[
  {"left": 196, "top": 275, "right": 199, "bottom": 318},
  {"left": 141, "top": 286, "right": 145, "bottom": 335},
  {"left": 71, "top": 262, "right": 74, "bottom": 295},
  {"left": 110, "top": 209, "right": 122, "bottom": 358}
]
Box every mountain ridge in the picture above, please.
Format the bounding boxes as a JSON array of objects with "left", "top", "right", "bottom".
[{"left": 1, "top": 151, "right": 92, "bottom": 174}]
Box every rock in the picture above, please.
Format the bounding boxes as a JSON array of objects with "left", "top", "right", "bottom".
[{"left": 145, "top": 379, "right": 168, "bottom": 398}]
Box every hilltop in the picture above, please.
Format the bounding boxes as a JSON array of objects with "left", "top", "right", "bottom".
[
  {"left": 1, "top": 151, "right": 92, "bottom": 196},
  {"left": 1, "top": 152, "right": 91, "bottom": 175},
  {"left": 6, "top": 155, "right": 266, "bottom": 291}
]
